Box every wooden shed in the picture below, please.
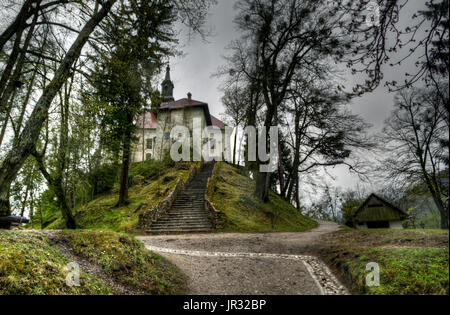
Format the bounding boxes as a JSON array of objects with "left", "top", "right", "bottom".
[{"left": 354, "top": 194, "right": 408, "bottom": 229}]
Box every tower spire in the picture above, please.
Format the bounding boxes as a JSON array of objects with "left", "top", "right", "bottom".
[
  {"left": 165, "top": 65, "right": 171, "bottom": 81},
  {"left": 161, "top": 64, "right": 174, "bottom": 102}
]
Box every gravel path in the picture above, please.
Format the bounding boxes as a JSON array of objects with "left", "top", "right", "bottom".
[{"left": 137, "top": 221, "right": 348, "bottom": 295}]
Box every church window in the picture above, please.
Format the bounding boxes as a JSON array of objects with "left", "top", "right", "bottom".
[{"left": 146, "top": 139, "right": 153, "bottom": 150}]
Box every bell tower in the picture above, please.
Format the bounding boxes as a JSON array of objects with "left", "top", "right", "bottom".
[{"left": 161, "top": 65, "right": 174, "bottom": 102}]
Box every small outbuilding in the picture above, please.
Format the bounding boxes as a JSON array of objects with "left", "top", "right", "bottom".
[{"left": 354, "top": 194, "right": 408, "bottom": 229}]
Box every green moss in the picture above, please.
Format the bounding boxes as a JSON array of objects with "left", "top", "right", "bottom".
[
  {"left": 60, "top": 230, "right": 185, "bottom": 294},
  {"left": 208, "top": 162, "right": 317, "bottom": 232},
  {"left": 0, "top": 231, "right": 112, "bottom": 295},
  {"left": 323, "top": 246, "right": 449, "bottom": 295}
]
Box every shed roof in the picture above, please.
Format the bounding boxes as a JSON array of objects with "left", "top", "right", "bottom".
[{"left": 354, "top": 194, "right": 408, "bottom": 223}]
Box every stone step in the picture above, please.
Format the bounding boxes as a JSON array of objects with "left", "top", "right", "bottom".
[
  {"left": 170, "top": 205, "right": 206, "bottom": 209},
  {"left": 151, "top": 224, "right": 213, "bottom": 230},
  {"left": 167, "top": 210, "right": 207, "bottom": 214},
  {"left": 166, "top": 211, "right": 208, "bottom": 215},
  {"left": 149, "top": 224, "right": 212, "bottom": 230},
  {"left": 150, "top": 224, "right": 212, "bottom": 230},
  {"left": 161, "top": 211, "right": 207, "bottom": 220},
  {"left": 165, "top": 215, "right": 209, "bottom": 219},
  {"left": 174, "top": 201, "right": 205, "bottom": 204},
  {"left": 157, "top": 219, "right": 211, "bottom": 224},
  {"left": 145, "top": 162, "right": 216, "bottom": 235},
  {"left": 172, "top": 201, "right": 205, "bottom": 204},
  {"left": 157, "top": 218, "right": 209, "bottom": 223},
  {"left": 147, "top": 228, "right": 213, "bottom": 234}
]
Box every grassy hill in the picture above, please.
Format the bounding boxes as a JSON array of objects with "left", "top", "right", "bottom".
[
  {"left": 207, "top": 162, "right": 317, "bottom": 232},
  {"left": 320, "top": 229, "right": 449, "bottom": 295},
  {"left": 39, "top": 161, "right": 316, "bottom": 233},
  {"left": 43, "top": 161, "right": 199, "bottom": 233},
  {"left": 0, "top": 230, "right": 185, "bottom": 295}
]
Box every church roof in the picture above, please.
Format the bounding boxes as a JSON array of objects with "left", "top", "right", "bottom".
[
  {"left": 136, "top": 112, "right": 157, "bottom": 129},
  {"left": 210, "top": 114, "right": 226, "bottom": 130},
  {"left": 160, "top": 98, "right": 208, "bottom": 110},
  {"left": 137, "top": 98, "right": 227, "bottom": 131},
  {"left": 160, "top": 97, "right": 213, "bottom": 126}
]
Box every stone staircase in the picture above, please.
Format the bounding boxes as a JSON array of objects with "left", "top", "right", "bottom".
[{"left": 147, "top": 162, "right": 215, "bottom": 234}]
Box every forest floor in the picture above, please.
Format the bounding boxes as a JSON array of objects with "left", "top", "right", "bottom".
[{"left": 137, "top": 221, "right": 348, "bottom": 295}]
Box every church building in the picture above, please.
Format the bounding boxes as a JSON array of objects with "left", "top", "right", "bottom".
[{"left": 132, "top": 66, "right": 227, "bottom": 162}]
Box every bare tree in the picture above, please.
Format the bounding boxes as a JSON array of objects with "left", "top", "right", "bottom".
[
  {"left": 380, "top": 85, "right": 449, "bottom": 229},
  {"left": 221, "top": 86, "right": 248, "bottom": 165}
]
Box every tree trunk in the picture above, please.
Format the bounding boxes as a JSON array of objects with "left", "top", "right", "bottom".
[
  {"left": 0, "top": 0, "right": 117, "bottom": 217},
  {"left": 20, "top": 184, "right": 30, "bottom": 217},
  {"left": 0, "top": 25, "right": 24, "bottom": 113},
  {"left": 440, "top": 207, "right": 449, "bottom": 230},
  {"left": 0, "top": 91, "right": 16, "bottom": 147},
  {"left": 254, "top": 104, "right": 276, "bottom": 201},
  {"left": 33, "top": 151, "right": 77, "bottom": 229},
  {"left": 0, "top": 0, "right": 35, "bottom": 54},
  {"left": 233, "top": 125, "right": 238, "bottom": 165},
  {"left": 0, "top": 6, "right": 39, "bottom": 113},
  {"left": 116, "top": 133, "right": 132, "bottom": 207},
  {"left": 53, "top": 181, "right": 76, "bottom": 229}
]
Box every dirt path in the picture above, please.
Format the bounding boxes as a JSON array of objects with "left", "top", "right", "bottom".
[{"left": 137, "top": 221, "right": 347, "bottom": 295}]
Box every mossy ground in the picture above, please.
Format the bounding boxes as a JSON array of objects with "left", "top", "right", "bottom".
[
  {"left": 59, "top": 230, "right": 185, "bottom": 294},
  {"left": 320, "top": 229, "right": 449, "bottom": 295},
  {"left": 0, "top": 231, "right": 112, "bottom": 295},
  {"left": 0, "top": 230, "right": 185, "bottom": 295},
  {"left": 208, "top": 162, "right": 317, "bottom": 232},
  {"left": 45, "top": 161, "right": 198, "bottom": 233}
]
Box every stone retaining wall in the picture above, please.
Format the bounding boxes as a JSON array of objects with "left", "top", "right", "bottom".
[{"left": 205, "top": 193, "right": 224, "bottom": 229}]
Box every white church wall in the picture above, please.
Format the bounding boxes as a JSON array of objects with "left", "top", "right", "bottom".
[{"left": 132, "top": 129, "right": 156, "bottom": 163}]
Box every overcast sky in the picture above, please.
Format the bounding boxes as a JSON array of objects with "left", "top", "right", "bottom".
[{"left": 165, "top": 1, "right": 427, "bottom": 197}]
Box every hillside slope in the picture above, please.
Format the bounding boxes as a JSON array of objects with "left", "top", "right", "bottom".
[
  {"left": 207, "top": 162, "right": 317, "bottom": 232},
  {"left": 0, "top": 230, "right": 185, "bottom": 295},
  {"left": 320, "top": 229, "right": 449, "bottom": 295},
  {"left": 40, "top": 161, "right": 316, "bottom": 233},
  {"left": 44, "top": 161, "right": 199, "bottom": 232}
]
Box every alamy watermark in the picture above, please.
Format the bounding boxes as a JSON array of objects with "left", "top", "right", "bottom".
[
  {"left": 366, "top": 262, "right": 380, "bottom": 287},
  {"left": 167, "top": 118, "right": 278, "bottom": 173},
  {"left": 64, "top": 262, "right": 80, "bottom": 287}
]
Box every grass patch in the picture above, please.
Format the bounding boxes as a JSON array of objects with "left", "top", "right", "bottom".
[
  {"left": 320, "top": 229, "right": 449, "bottom": 295},
  {"left": 322, "top": 229, "right": 449, "bottom": 248},
  {"left": 46, "top": 162, "right": 199, "bottom": 233},
  {"left": 0, "top": 231, "right": 112, "bottom": 295},
  {"left": 208, "top": 162, "right": 317, "bottom": 232},
  {"left": 322, "top": 246, "right": 449, "bottom": 295},
  {"left": 59, "top": 230, "right": 185, "bottom": 294}
]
